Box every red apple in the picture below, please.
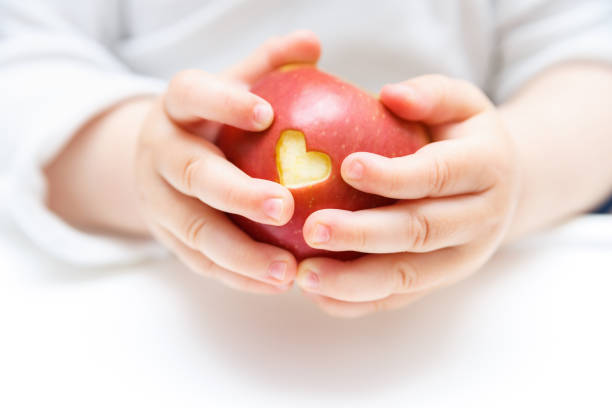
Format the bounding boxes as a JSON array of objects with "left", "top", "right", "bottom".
[{"left": 217, "top": 66, "right": 428, "bottom": 260}]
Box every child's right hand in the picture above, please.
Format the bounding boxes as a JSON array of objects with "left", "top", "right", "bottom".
[{"left": 135, "top": 31, "right": 321, "bottom": 294}]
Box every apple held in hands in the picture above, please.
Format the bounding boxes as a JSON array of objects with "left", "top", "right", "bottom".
[{"left": 217, "top": 66, "right": 428, "bottom": 260}]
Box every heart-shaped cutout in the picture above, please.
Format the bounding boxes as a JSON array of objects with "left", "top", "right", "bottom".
[{"left": 276, "top": 129, "right": 331, "bottom": 188}]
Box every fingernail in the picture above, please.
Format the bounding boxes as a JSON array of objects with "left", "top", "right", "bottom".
[
  {"left": 263, "top": 198, "right": 284, "bottom": 222},
  {"left": 310, "top": 223, "right": 330, "bottom": 244},
  {"left": 253, "top": 103, "right": 273, "bottom": 128},
  {"left": 300, "top": 270, "right": 320, "bottom": 290},
  {"left": 387, "top": 84, "right": 419, "bottom": 101},
  {"left": 345, "top": 160, "right": 364, "bottom": 180},
  {"left": 268, "top": 261, "right": 287, "bottom": 282}
]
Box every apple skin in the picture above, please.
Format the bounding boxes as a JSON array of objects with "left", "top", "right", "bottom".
[{"left": 217, "top": 66, "right": 429, "bottom": 260}]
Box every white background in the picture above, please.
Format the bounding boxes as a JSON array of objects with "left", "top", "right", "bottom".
[{"left": 1, "top": 214, "right": 611, "bottom": 407}]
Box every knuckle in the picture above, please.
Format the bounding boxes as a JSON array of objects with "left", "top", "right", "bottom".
[
  {"left": 393, "top": 260, "right": 419, "bottom": 292},
  {"left": 221, "top": 184, "right": 243, "bottom": 211},
  {"left": 405, "top": 210, "right": 433, "bottom": 251},
  {"left": 386, "top": 164, "right": 404, "bottom": 197},
  {"left": 352, "top": 225, "right": 368, "bottom": 251},
  {"left": 195, "top": 256, "right": 217, "bottom": 278},
  {"left": 372, "top": 300, "right": 386, "bottom": 314},
  {"left": 201, "top": 258, "right": 217, "bottom": 277},
  {"left": 372, "top": 298, "right": 397, "bottom": 314},
  {"left": 181, "top": 157, "right": 201, "bottom": 193},
  {"left": 428, "top": 155, "right": 450, "bottom": 195},
  {"left": 184, "top": 215, "right": 209, "bottom": 248}
]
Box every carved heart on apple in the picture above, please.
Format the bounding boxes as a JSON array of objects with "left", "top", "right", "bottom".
[
  {"left": 276, "top": 129, "right": 331, "bottom": 188},
  {"left": 217, "top": 66, "right": 429, "bottom": 260}
]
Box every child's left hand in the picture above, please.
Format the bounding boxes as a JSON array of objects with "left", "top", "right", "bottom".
[{"left": 296, "top": 75, "right": 521, "bottom": 318}]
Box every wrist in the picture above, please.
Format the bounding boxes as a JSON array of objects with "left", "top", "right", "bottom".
[{"left": 45, "top": 96, "right": 156, "bottom": 237}]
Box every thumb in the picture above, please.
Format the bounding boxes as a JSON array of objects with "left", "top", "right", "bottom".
[
  {"left": 380, "top": 75, "right": 492, "bottom": 125},
  {"left": 222, "top": 30, "right": 321, "bottom": 86}
]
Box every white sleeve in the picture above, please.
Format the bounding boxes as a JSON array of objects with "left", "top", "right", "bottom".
[
  {"left": 0, "top": 1, "right": 168, "bottom": 266},
  {"left": 491, "top": 0, "right": 612, "bottom": 103}
]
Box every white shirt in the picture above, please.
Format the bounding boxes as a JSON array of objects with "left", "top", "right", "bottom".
[{"left": 1, "top": 0, "right": 611, "bottom": 265}]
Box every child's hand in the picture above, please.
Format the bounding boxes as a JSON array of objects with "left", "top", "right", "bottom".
[
  {"left": 296, "top": 75, "right": 521, "bottom": 317},
  {"left": 135, "top": 31, "right": 320, "bottom": 294}
]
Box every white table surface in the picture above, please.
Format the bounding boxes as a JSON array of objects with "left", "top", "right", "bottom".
[{"left": 1, "top": 213, "right": 611, "bottom": 407}]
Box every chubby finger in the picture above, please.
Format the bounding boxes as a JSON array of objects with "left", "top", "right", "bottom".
[
  {"left": 303, "top": 195, "right": 499, "bottom": 253},
  {"left": 165, "top": 69, "right": 274, "bottom": 130},
  {"left": 380, "top": 74, "right": 492, "bottom": 125},
  {"left": 223, "top": 30, "right": 321, "bottom": 85},
  {"left": 296, "top": 249, "right": 475, "bottom": 302},
  {"left": 341, "top": 138, "right": 499, "bottom": 199},
  {"left": 152, "top": 123, "right": 294, "bottom": 226},
  {"left": 149, "top": 223, "right": 290, "bottom": 295},
  {"left": 142, "top": 168, "right": 297, "bottom": 286},
  {"left": 302, "top": 290, "right": 430, "bottom": 318}
]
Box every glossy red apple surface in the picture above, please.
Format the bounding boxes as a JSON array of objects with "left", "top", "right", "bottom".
[{"left": 217, "top": 66, "right": 428, "bottom": 260}]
